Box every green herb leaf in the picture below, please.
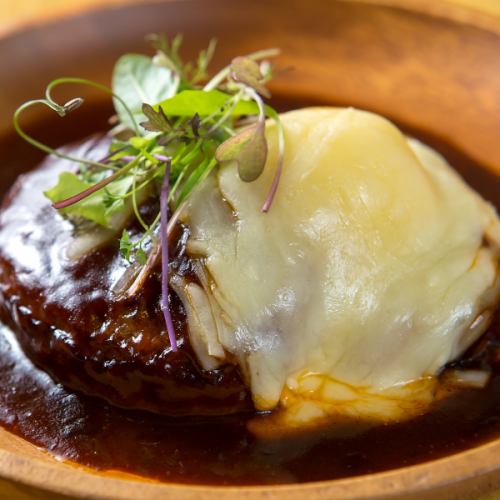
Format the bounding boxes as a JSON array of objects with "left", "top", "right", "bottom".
[
  {"left": 136, "top": 246, "right": 148, "bottom": 265},
  {"left": 215, "top": 121, "right": 268, "bottom": 182},
  {"left": 119, "top": 229, "right": 148, "bottom": 265},
  {"left": 140, "top": 103, "right": 172, "bottom": 133},
  {"left": 112, "top": 54, "right": 177, "bottom": 130},
  {"left": 157, "top": 89, "right": 262, "bottom": 117},
  {"left": 188, "top": 113, "right": 201, "bottom": 137},
  {"left": 45, "top": 172, "right": 134, "bottom": 227},
  {"left": 230, "top": 57, "right": 270, "bottom": 98},
  {"left": 119, "top": 229, "right": 133, "bottom": 261}
]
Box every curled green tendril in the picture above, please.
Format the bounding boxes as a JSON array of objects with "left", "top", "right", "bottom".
[{"left": 13, "top": 77, "right": 140, "bottom": 170}]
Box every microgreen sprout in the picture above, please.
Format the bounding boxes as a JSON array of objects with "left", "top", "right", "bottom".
[
  {"left": 13, "top": 78, "right": 140, "bottom": 173},
  {"left": 14, "top": 35, "right": 286, "bottom": 350},
  {"left": 261, "top": 111, "right": 285, "bottom": 212},
  {"left": 52, "top": 157, "right": 140, "bottom": 209},
  {"left": 215, "top": 87, "right": 268, "bottom": 182},
  {"left": 159, "top": 157, "right": 178, "bottom": 351}
]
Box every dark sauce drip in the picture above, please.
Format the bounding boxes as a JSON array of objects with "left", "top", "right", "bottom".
[{"left": 0, "top": 100, "right": 499, "bottom": 485}]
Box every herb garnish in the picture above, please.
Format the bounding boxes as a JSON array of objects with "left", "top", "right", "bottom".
[{"left": 13, "top": 35, "right": 285, "bottom": 351}]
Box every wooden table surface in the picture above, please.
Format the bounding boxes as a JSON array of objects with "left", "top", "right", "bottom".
[{"left": 1, "top": 0, "right": 500, "bottom": 37}]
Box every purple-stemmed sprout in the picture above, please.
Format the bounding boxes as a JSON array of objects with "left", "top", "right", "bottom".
[
  {"left": 215, "top": 87, "right": 268, "bottom": 183},
  {"left": 215, "top": 87, "right": 285, "bottom": 213},
  {"left": 118, "top": 154, "right": 169, "bottom": 164},
  {"left": 154, "top": 154, "right": 170, "bottom": 163},
  {"left": 124, "top": 199, "right": 188, "bottom": 299},
  {"left": 261, "top": 112, "right": 285, "bottom": 213},
  {"left": 116, "top": 155, "right": 136, "bottom": 163},
  {"left": 14, "top": 40, "right": 286, "bottom": 304},
  {"left": 98, "top": 145, "right": 128, "bottom": 164},
  {"left": 230, "top": 57, "right": 271, "bottom": 99},
  {"left": 53, "top": 154, "right": 170, "bottom": 210},
  {"left": 52, "top": 157, "right": 139, "bottom": 209},
  {"left": 159, "top": 157, "right": 178, "bottom": 351}
]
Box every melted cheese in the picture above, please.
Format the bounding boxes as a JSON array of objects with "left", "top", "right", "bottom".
[{"left": 177, "top": 107, "right": 500, "bottom": 421}]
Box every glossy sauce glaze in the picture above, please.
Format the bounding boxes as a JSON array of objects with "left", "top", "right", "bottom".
[
  {"left": 0, "top": 102, "right": 499, "bottom": 484},
  {"left": 0, "top": 315, "right": 498, "bottom": 484}
]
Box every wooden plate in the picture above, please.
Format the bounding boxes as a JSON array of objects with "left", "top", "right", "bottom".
[{"left": 0, "top": 1, "right": 499, "bottom": 498}]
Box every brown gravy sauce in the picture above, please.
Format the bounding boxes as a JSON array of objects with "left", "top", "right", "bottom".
[{"left": 0, "top": 99, "right": 499, "bottom": 485}]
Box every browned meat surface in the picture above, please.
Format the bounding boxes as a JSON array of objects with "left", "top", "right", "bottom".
[{"left": 0, "top": 136, "right": 251, "bottom": 416}]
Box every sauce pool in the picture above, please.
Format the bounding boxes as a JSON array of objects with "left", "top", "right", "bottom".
[{"left": 0, "top": 315, "right": 499, "bottom": 485}]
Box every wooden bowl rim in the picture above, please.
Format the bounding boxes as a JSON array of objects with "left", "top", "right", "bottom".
[
  {"left": 1, "top": 1, "right": 500, "bottom": 498},
  {"left": 3, "top": 0, "right": 500, "bottom": 39},
  {"left": 1, "top": 437, "right": 499, "bottom": 499}
]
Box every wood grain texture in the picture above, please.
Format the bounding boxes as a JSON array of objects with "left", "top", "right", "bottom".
[
  {"left": 1, "top": 0, "right": 500, "bottom": 37},
  {"left": 0, "top": 0, "right": 499, "bottom": 498}
]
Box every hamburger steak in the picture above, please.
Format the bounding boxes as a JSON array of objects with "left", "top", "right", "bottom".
[{"left": 0, "top": 136, "right": 251, "bottom": 416}]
